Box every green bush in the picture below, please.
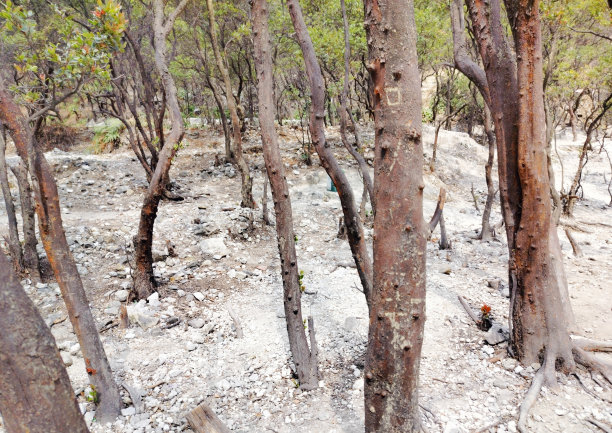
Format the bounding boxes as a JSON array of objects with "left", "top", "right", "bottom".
[{"left": 91, "top": 118, "right": 125, "bottom": 153}]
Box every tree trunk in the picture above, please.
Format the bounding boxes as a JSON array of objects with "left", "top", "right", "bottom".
[
  {"left": 206, "top": 0, "right": 254, "bottom": 208},
  {"left": 0, "top": 80, "right": 121, "bottom": 422},
  {"left": 0, "top": 251, "right": 89, "bottom": 433},
  {"left": 363, "top": 0, "right": 426, "bottom": 431},
  {"left": 339, "top": 0, "right": 375, "bottom": 214},
  {"left": 133, "top": 0, "right": 190, "bottom": 299},
  {"left": 0, "top": 125, "right": 23, "bottom": 272},
  {"left": 10, "top": 160, "right": 41, "bottom": 283},
  {"left": 480, "top": 105, "right": 496, "bottom": 241},
  {"left": 251, "top": 0, "right": 318, "bottom": 389},
  {"left": 505, "top": 0, "right": 575, "bottom": 377},
  {"left": 286, "top": 0, "right": 373, "bottom": 305}
]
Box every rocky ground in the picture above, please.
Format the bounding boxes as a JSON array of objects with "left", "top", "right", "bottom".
[{"left": 0, "top": 123, "right": 611, "bottom": 433}]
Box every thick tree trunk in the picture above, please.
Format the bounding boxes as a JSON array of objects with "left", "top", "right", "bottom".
[
  {"left": 0, "top": 126, "right": 23, "bottom": 272},
  {"left": 251, "top": 0, "right": 318, "bottom": 389},
  {"left": 0, "top": 252, "right": 89, "bottom": 433},
  {"left": 480, "top": 105, "right": 496, "bottom": 241},
  {"left": 10, "top": 160, "right": 41, "bottom": 283},
  {"left": 505, "top": 0, "right": 574, "bottom": 372},
  {"left": 133, "top": 0, "right": 190, "bottom": 299},
  {"left": 206, "top": 0, "right": 254, "bottom": 208},
  {"left": 363, "top": 0, "right": 426, "bottom": 431},
  {"left": 286, "top": 0, "right": 373, "bottom": 305},
  {"left": 0, "top": 80, "right": 121, "bottom": 421},
  {"left": 339, "top": 0, "right": 375, "bottom": 215}
]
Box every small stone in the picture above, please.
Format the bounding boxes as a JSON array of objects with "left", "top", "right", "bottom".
[
  {"left": 353, "top": 378, "right": 364, "bottom": 391},
  {"left": 69, "top": 344, "right": 81, "bottom": 356},
  {"left": 488, "top": 279, "right": 500, "bottom": 289},
  {"left": 501, "top": 358, "right": 517, "bottom": 371},
  {"left": 147, "top": 292, "right": 160, "bottom": 307},
  {"left": 177, "top": 289, "right": 186, "bottom": 297},
  {"left": 188, "top": 318, "right": 206, "bottom": 329},
  {"left": 114, "top": 290, "right": 129, "bottom": 302},
  {"left": 193, "top": 334, "right": 206, "bottom": 344},
  {"left": 121, "top": 407, "right": 136, "bottom": 417},
  {"left": 493, "top": 378, "right": 508, "bottom": 389},
  {"left": 485, "top": 324, "right": 509, "bottom": 345},
  {"left": 186, "top": 342, "right": 197, "bottom": 351},
  {"left": 61, "top": 352, "right": 73, "bottom": 366},
  {"left": 555, "top": 408, "right": 567, "bottom": 416},
  {"left": 193, "top": 292, "right": 205, "bottom": 301},
  {"left": 508, "top": 420, "right": 517, "bottom": 433},
  {"left": 84, "top": 411, "right": 95, "bottom": 425}
]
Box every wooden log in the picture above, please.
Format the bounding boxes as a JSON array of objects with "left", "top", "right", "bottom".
[{"left": 186, "top": 402, "right": 232, "bottom": 433}]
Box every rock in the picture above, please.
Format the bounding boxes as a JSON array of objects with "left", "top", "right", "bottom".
[
  {"left": 487, "top": 279, "right": 500, "bottom": 289},
  {"left": 352, "top": 378, "right": 364, "bottom": 391},
  {"left": 147, "top": 292, "right": 160, "bottom": 308},
  {"left": 193, "top": 334, "right": 206, "bottom": 344},
  {"left": 443, "top": 421, "right": 462, "bottom": 433},
  {"left": 126, "top": 305, "right": 159, "bottom": 330},
  {"left": 508, "top": 420, "right": 517, "bottom": 433},
  {"left": 501, "top": 358, "right": 517, "bottom": 371},
  {"left": 121, "top": 407, "right": 136, "bottom": 417},
  {"left": 485, "top": 324, "right": 509, "bottom": 345},
  {"left": 177, "top": 289, "right": 186, "bottom": 297},
  {"left": 193, "top": 292, "right": 205, "bottom": 301},
  {"left": 186, "top": 342, "right": 197, "bottom": 351},
  {"left": 69, "top": 344, "right": 81, "bottom": 356},
  {"left": 188, "top": 318, "right": 206, "bottom": 329},
  {"left": 116, "top": 185, "right": 129, "bottom": 194},
  {"left": 493, "top": 378, "right": 508, "bottom": 389},
  {"left": 84, "top": 411, "right": 95, "bottom": 425},
  {"left": 115, "top": 290, "right": 129, "bottom": 302},
  {"left": 501, "top": 285, "right": 510, "bottom": 298},
  {"left": 61, "top": 352, "right": 73, "bottom": 366},
  {"left": 203, "top": 323, "right": 215, "bottom": 334},
  {"left": 199, "top": 237, "right": 229, "bottom": 258}
]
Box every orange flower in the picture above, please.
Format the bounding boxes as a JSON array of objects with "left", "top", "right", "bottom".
[{"left": 481, "top": 304, "right": 491, "bottom": 315}]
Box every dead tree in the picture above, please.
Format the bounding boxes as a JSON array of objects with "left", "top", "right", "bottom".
[
  {"left": 286, "top": 0, "right": 373, "bottom": 306},
  {"left": 9, "top": 160, "right": 41, "bottom": 282},
  {"left": 452, "top": 0, "right": 611, "bottom": 430},
  {"left": 0, "top": 252, "right": 89, "bottom": 433},
  {"left": 0, "top": 80, "right": 121, "bottom": 421},
  {"left": 206, "top": 0, "right": 254, "bottom": 208},
  {"left": 363, "top": 0, "right": 427, "bottom": 431},
  {"left": 251, "top": 0, "right": 318, "bottom": 389},
  {"left": 132, "top": 0, "right": 191, "bottom": 299},
  {"left": 0, "top": 125, "right": 23, "bottom": 272},
  {"left": 339, "top": 0, "right": 375, "bottom": 214}
]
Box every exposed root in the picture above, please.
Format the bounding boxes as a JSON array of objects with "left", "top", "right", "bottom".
[
  {"left": 517, "top": 365, "right": 545, "bottom": 433},
  {"left": 573, "top": 346, "right": 612, "bottom": 385},
  {"left": 572, "top": 336, "right": 612, "bottom": 353},
  {"left": 572, "top": 372, "right": 612, "bottom": 404}
]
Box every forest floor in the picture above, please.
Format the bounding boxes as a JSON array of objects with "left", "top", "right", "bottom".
[{"left": 0, "top": 123, "right": 611, "bottom": 433}]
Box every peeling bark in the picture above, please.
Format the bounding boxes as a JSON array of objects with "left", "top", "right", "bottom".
[
  {"left": 0, "top": 251, "right": 88, "bottom": 433},
  {"left": 252, "top": 0, "right": 318, "bottom": 389},
  {"left": 363, "top": 0, "right": 426, "bottom": 431},
  {"left": 0, "top": 125, "right": 23, "bottom": 272}
]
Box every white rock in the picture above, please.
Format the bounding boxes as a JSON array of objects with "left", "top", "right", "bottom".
[
  {"left": 114, "top": 289, "right": 129, "bottom": 302},
  {"left": 199, "top": 237, "right": 229, "bottom": 258},
  {"left": 61, "top": 352, "right": 73, "bottom": 366},
  {"left": 121, "top": 407, "right": 136, "bottom": 417},
  {"left": 193, "top": 292, "right": 205, "bottom": 301}
]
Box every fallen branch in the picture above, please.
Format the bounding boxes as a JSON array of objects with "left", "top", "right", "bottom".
[
  {"left": 458, "top": 295, "right": 479, "bottom": 324},
  {"left": 186, "top": 402, "right": 232, "bottom": 433},
  {"left": 227, "top": 306, "right": 244, "bottom": 339},
  {"left": 470, "top": 183, "right": 481, "bottom": 213},
  {"left": 122, "top": 382, "right": 144, "bottom": 414}
]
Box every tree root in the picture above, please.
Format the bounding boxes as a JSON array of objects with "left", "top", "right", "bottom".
[
  {"left": 518, "top": 343, "right": 612, "bottom": 432},
  {"left": 572, "top": 336, "right": 612, "bottom": 353}
]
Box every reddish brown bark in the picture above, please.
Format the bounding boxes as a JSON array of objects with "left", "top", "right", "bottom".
[
  {"left": 0, "top": 79, "right": 121, "bottom": 421},
  {"left": 251, "top": 0, "right": 318, "bottom": 389},
  {"left": 363, "top": 0, "right": 426, "bottom": 431},
  {"left": 133, "top": 0, "right": 190, "bottom": 299},
  {"left": 206, "top": 0, "right": 254, "bottom": 208},
  {"left": 286, "top": 0, "right": 373, "bottom": 305},
  {"left": 0, "top": 251, "right": 89, "bottom": 433}
]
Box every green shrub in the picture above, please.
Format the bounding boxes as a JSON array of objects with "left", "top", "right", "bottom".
[{"left": 91, "top": 118, "right": 125, "bottom": 153}]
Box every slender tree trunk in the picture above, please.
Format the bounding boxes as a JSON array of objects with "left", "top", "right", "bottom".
[
  {"left": 133, "top": 0, "right": 191, "bottom": 299},
  {"left": 0, "top": 126, "right": 23, "bottom": 272},
  {"left": 339, "top": 0, "right": 375, "bottom": 214},
  {"left": 0, "top": 80, "right": 121, "bottom": 422},
  {"left": 363, "top": 0, "right": 426, "bottom": 431},
  {"left": 480, "top": 105, "right": 496, "bottom": 240},
  {"left": 0, "top": 252, "right": 89, "bottom": 433},
  {"left": 10, "top": 161, "right": 41, "bottom": 282},
  {"left": 262, "top": 173, "right": 270, "bottom": 225},
  {"left": 286, "top": 0, "right": 373, "bottom": 304},
  {"left": 206, "top": 0, "right": 254, "bottom": 208},
  {"left": 251, "top": 0, "right": 318, "bottom": 389}
]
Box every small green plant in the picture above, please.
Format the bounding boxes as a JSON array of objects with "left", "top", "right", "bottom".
[
  {"left": 294, "top": 235, "right": 298, "bottom": 243},
  {"left": 91, "top": 118, "right": 124, "bottom": 153},
  {"left": 298, "top": 270, "right": 306, "bottom": 292},
  {"left": 291, "top": 378, "right": 300, "bottom": 388},
  {"left": 85, "top": 385, "right": 99, "bottom": 404}
]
